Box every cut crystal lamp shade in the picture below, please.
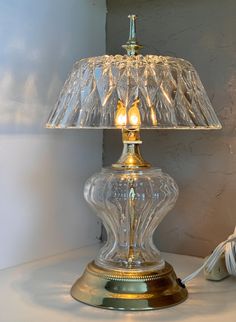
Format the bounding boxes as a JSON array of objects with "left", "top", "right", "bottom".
[{"left": 46, "top": 54, "right": 222, "bottom": 130}]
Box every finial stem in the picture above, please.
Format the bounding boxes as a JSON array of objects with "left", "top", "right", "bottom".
[
  {"left": 122, "top": 14, "right": 143, "bottom": 56},
  {"left": 128, "top": 15, "right": 137, "bottom": 43}
]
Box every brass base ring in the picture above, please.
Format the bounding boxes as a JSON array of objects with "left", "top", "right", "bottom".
[{"left": 71, "top": 261, "right": 188, "bottom": 311}]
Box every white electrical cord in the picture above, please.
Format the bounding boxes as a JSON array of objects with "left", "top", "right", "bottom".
[{"left": 181, "top": 226, "right": 236, "bottom": 284}]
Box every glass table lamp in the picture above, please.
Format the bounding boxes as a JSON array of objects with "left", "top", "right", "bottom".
[{"left": 46, "top": 15, "right": 221, "bottom": 310}]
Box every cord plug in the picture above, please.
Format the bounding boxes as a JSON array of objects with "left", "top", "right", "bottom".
[
  {"left": 181, "top": 227, "right": 236, "bottom": 285},
  {"left": 204, "top": 253, "right": 229, "bottom": 281}
]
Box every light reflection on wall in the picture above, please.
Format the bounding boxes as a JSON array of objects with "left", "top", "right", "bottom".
[{"left": 0, "top": 0, "right": 105, "bottom": 132}]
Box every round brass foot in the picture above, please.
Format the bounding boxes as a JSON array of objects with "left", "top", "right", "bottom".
[{"left": 71, "top": 261, "right": 188, "bottom": 311}]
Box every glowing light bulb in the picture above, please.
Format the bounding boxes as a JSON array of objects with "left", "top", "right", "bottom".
[
  {"left": 128, "top": 99, "right": 141, "bottom": 127},
  {"left": 150, "top": 106, "right": 158, "bottom": 126},
  {"left": 115, "top": 100, "right": 127, "bottom": 126}
]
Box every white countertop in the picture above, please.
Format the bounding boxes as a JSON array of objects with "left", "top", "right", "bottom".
[{"left": 0, "top": 243, "right": 236, "bottom": 322}]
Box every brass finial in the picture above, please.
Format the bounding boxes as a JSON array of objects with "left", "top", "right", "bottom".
[{"left": 122, "top": 14, "right": 143, "bottom": 56}]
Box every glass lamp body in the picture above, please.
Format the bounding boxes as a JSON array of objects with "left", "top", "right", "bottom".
[{"left": 84, "top": 166, "right": 178, "bottom": 272}]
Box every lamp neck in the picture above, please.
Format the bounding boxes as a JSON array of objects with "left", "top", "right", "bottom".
[{"left": 112, "top": 129, "right": 151, "bottom": 169}]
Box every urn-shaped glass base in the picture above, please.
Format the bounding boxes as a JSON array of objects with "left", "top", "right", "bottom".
[{"left": 84, "top": 166, "right": 178, "bottom": 273}]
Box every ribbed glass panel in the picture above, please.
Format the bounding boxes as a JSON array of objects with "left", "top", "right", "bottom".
[
  {"left": 46, "top": 55, "right": 222, "bottom": 129},
  {"left": 84, "top": 167, "right": 178, "bottom": 271}
]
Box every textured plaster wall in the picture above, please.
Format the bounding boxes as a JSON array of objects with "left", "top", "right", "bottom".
[{"left": 104, "top": 0, "right": 236, "bottom": 257}]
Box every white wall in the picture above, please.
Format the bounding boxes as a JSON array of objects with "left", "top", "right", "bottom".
[{"left": 0, "top": 0, "right": 106, "bottom": 269}]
